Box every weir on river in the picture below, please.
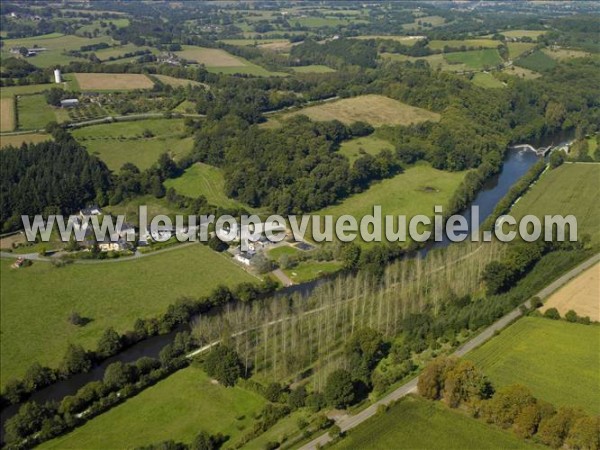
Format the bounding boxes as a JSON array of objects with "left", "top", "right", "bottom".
[{"left": 511, "top": 143, "right": 554, "bottom": 156}]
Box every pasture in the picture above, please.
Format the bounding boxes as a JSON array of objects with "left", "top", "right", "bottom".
[
  {"left": 0, "top": 244, "right": 256, "bottom": 386},
  {"left": 471, "top": 72, "right": 506, "bottom": 89},
  {"left": 72, "top": 118, "right": 193, "bottom": 171},
  {"left": 279, "top": 95, "right": 440, "bottom": 127},
  {"left": 176, "top": 45, "right": 245, "bottom": 66},
  {"left": 501, "top": 29, "right": 547, "bottom": 39},
  {"left": 542, "top": 48, "right": 591, "bottom": 61},
  {"left": 290, "top": 65, "right": 336, "bottom": 73},
  {"left": 503, "top": 65, "right": 541, "bottom": 79},
  {"left": 468, "top": 317, "right": 600, "bottom": 414},
  {"left": 164, "top": 162, "right": 250, "bottom": 210},
  {"left": 352, "top": 35, "right": 424, "bottom": 45},
  {"left": 444, "top": 49, "right": 503, "bottom": 70},
  {"left": 151, "top": 74, "right": 207, "bottom": 88},
  {"left": 0, "top": 84, "right": 57, "bottom": 98},
  {"left": 39, "top": 367, "right": 265, "bottom": 449},
  {"left": 507, "top": 42, "right": 536, "bottom": 59},
  {"left": 0, "top": 97, "right": 15, "bottom": 132},
  {"left": 338, "top": 135, "right": 395, "bottom": 163},
  {"left": 510, "top": 163, "right": 600, "bottom": 244},
  {"left": 73, "top": 73, "right": 154, "bottom": 91},
  {"left": 17, "top": 94, "right": 65, "bottom": 130},
  {"left": 0, "top": 133, "right": 52, "bottom": 148},
  {"left": 332, "top": 395, "right": 535, "bottom": 450},
  {"left": 402, "top": 15, "right": 446, "bottom": 31},
  {"left": 284, "top": 260, "right": 342, "bottom": 283},
  {"left": 515, "top": 50, "right": 557, "bottom": 72},
  {"left": 540, "top": 263, "right": 599, "bottom": 321},
  {"left": 428, "top": 39, "right": 500, "bottom": 51}
]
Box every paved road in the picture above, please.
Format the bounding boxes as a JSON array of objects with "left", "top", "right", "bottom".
[{"left": 300, "top": 252, "right": 600, "bottom": 450}]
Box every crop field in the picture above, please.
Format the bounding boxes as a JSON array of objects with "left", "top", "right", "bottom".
[
  {"left": 164, "top": 162, "right": 250, "bottom": 210},
  {"left": 39, "top": 367, "right": 265, "bottom": 449},
  {"left": 338, "top": 135, "right": 395, "bottom": 163},
  {"left": 0, "top": 244, "right": 256, "bottom": 386},
  {"left": 540, "top": 263, "right": 600, "bottom": 321},
  {"left": 0, "top": 33, "right": 113, "bottom": 67},
  {"left": 17, "top": 94, "right": 63, "bottom": 130},
  {"left": 515, "top": 50, "right": 557, "bottom": 72},
  {"left": 507, "top": 42, "right": 536, "bottom": 59},
  {"left": 176, "top": 45, "right": 245, "bottom": 66},
  {"left": 469, "top": 317, "right": 600, "bottom": 414},
  {"left": 542, "top": 48, "right": 591, "bottom": 61},
  {"left": 72, "top": 118, "right": 193, "bottom": 171},
  {"left": 73, "top": 73, "right": 154, "bottom": 91},
  {"left": 428, "top": 39, "right": 500, "bottom": 50},
  {"left": 444, "top": 49, "right": 503, "bottom": 70},
  {"left": 0, "top": 97, "right": 15, "bottom": 131},
  {"left": 501, "top": 29, "right": 547, "bottom": 39},
  {"left": 471, "top": 72, "right": 506, "bottom": 89},
  {"left": 332, "top": 395, "right": 536, "bottom": 450},
  {"left": 314, "top": 164, "right": 465, "bottom": 246},
  {"left": 290, "top": 65, "right": 336, "bottom": 73},
  {"left": 279, "top": 95, "right": 440, "bottom": 127},
  {"left": 0, "top": 132, "right": 52, "bottom": 148},
  {"left": 510, "top": 163, "right": 600, "bottom": 244},
  {"left": 151, "top": 74, "right": 207, "bottom": 88}
]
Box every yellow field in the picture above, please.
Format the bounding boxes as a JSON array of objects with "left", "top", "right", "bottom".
[
  {"left": 0, "top": 97, "right": 15, "bottom": 132},
  {"left": 152, "top": 74, "right": 207, "bottom": 88},
  {"left": 542, "top": 48, "right": 591, "bottom": 61},
  {"left": 176, "top": 46, "right": 244, "bottom": 67},
  {"left": 540, "top": 263, "right": 600, "bottom": 321},
  {"left": 1, "top": 133, "right": 52, "bottom": 148},
  {"left": 258, "top": 41, "right": 293, "bottom": 52},
  {"left": 279, "top": 95, "right": 440, "bottom": 127},
  {"left": 73, "top": 73, "right": 154, "bottom": 91},
  {"left": 352, "top": 35, "right": 424, "bottom": 46}
]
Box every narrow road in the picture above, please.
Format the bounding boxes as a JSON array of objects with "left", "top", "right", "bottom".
[{"left": 300, "top": 252, "right": 600, "bottom": 450}]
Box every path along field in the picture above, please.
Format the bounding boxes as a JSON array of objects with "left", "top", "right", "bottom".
[
  {"left": 540, "top": 263, "right": 600, "bottom": 321},
  {"left": 73, "top": 73, "right": 154, "bottom": 91},
  {"left": 72, "top": 118, "right": 193, "bottom": 171},
  {"left": 510, "top": 163, "right": 600, "bottom": 245},
  {"left": 0, "top": 244, "right": 256, "bottom": 387},
  {"left": 277, "top": 95, "right": 440, "bottom": 127},
  {"left": 468, "top": 316, "right": 600, "bottom": 414},
  {"left": 332, "top": 395, "right": 536, "bottom": 450},
  {"left": 39, "top": 367, "right": 265, "bottom": 450},
  {"left": 0, "top": 97, "right": 15, "bottom": 132}
]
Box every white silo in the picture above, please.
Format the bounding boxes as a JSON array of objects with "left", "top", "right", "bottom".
[{"left": 54, "top": 69, "right": 62, "bottom": 84}]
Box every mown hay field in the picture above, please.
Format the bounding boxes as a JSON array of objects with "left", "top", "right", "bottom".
[
  {"left": 0, "top": 97, "right": 15, "bottom": 132},
  {"left": 73, "top": 72, "right": 154, "bottom": 91}
]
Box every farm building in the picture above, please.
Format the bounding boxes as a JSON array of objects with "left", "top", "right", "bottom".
[{"left": 60, "top": 98, "right": 79, "bottom": 108}]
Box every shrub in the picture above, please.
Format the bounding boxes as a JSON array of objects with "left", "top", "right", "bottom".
[{"left": 544, "top": 308, "right": 561, "bottom": 320}]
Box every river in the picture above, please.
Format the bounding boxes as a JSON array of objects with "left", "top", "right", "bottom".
[{"left": 0, "top": 146, "right": 546, "bottom": 438}]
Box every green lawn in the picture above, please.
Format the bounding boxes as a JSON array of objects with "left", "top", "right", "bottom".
[
  {"left": 0, "top": 245, "right": 256, "bottom": 386},
  {"left": 72, "top": 118, "right": 194, "bottom": 171},
  {"left": 510, "top": 163, "right": 600, "bottom": 244},
  {"left": 471, "top": 72, "right": 506, "bottom": 89},
  {"left": 332, "top": 395, "right": 537, "bottom": 450},
  {"left": 284, "top": 260, "right": 342, "bottom": 283},
  {"left": 17, "top": 94, "right": 60, "bottom": 130},
  {"left": 39, "top": 367, "right": 266, "bottom": 449},
  {"left": 268, "top": 245, "right": 301, "bottom": 260},
  {"left": 164, "top": 162, "right": 251, "bottom": 210},
  {"left": 444, "top": 49, "right": 503, "bottom": 70},
  {"left": 338, "top": 136, "right": 395, "bottom": 164},
  {"left": 515, "top": 50, "right": 557, "bottom": 72},
  {"left": 469, "top": 317, "right": 600, "bottom": 414}
]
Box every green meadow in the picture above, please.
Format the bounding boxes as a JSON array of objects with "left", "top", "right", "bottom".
[
  {"left": 0, "top": 245, "right": 256, "bottom": 386},
  {"left": 515, "top": 50, "right": 557, "bottom": 72},
  {"left": 283, "top": 260, "right": 343, "bottom": 283},
  {"left": 39, "top": 367, "right": 266, "bottom": 449},
  {"left": 444, "top": 49, "right": 503, "bottom": 70},
  {"left": 290, "top": 65, "right": 336, "bottom": 73},
  {"left": 469, "top": 317, "right": 600, "bottom": 414},
  {"left": 72, "top": 118, "right": 194, "bottom": 171},
  {"left": 471, "top": 72, "right": 506, "bottom": 89},
  {"left": 332, "top": 395, "right": 537, "bottom": 449},
  {"left": 338, "top": 136, "right": 395, "bottom": 163},
  {"left": 17, "top": 94, "right": 69, "bottom": 130}
]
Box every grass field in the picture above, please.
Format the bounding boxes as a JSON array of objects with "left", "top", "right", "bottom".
[
  {"left": 72, "top": 118, "right": 193, "bottom": 171},
  {"left": 501, "top": 29, "right": 547, "bottom": 39},
  {"left": 588, "top": 136, "right": 598, "bottom": 159},
  {"left": 0, "top": 33, "right": 113, "bottom": 68},
  {"left": 381, "top": 53, "right": 467, "bottom": 72},
  {"left": 206, "top": 63, "right": 288, "bottom": 77},
  {"left": 352, "top": 35, "right": 424, "bottom": 45},
  {"left": 164, "top": 162, "right": 250, "bottom": 210},
  {"left": 0, "top": 244, "right": 256, "bottom": 386},
  {"left": 510, "top": 164, "right": 600, "bottom": 244},
  {"left": 279, "top": 95, "right": 440, "bottom": 127},
  {"left": 268, "top": 245, "right": 301, "bottom": 260},
  {"left": 428, "top": 39, "right": 500, "bottom": 51},
  {"left": 502, "top": 65, "right": 541, "bottom": 79},
  {"left": 542, "top": 48, "right": 591, "bottom": 61},
  {"left": 176, "top": 45, "right": 245, "bottom": 66},
  {"left": 0, "top": 84, "right": 58, "bottom": 97},
  {"left": 17, "top": 94, "right": 61, "bottom": 130},
  {"left": 290, "top": 65, "right": 336, "bottom": 73},
  {"left": 284, "top": 260, "right": 342, "bottom": 283},
  {"left": 338, "top": 135, "right": 395, "bottom": 163},
  {"left": 0, "top": 133, "right": 52, "bottom": 148},
  {"left": 444, "top": 49, "right": 503, "bottom": 70},
  {"left": 39, "top": 367, "right": 265, "bottom": 449},
  {"left": 402, "top": 15, "right": 446, "bottom": 31},
  {"left": 515, "top": 50, "right": 557, "bottom": 72},
  {"left": 507, "top": 42, "right": 536, "bottom": 59},
  {"left": 151, "top": 74, "right": 207, "bottom": 88},
  {"left": 103, "top": 195, "right": 188, "bottom": 225},
  {"left": 469, "top": 317, "right": 600, "bottom": 414},
  {"left": 314, "top": 163, "right": 465, "bottom": 246},
  {"left": 332, "top": 395, "right": 536, "bottom": 450},
  {"left": 0, "top": 97, "right": 15, "bottom": 131},
  {"left": 73, "top": 73, "right": 154, "bottom": 91},
  {"left": 218, "top": 38, "right": 289, "bottom": 47},
  {"left": 471, "top": 72, "right": 506, "bottom": 89},
  {"left": 540, "top": 263, "right": 600, "bottom": 321}
]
